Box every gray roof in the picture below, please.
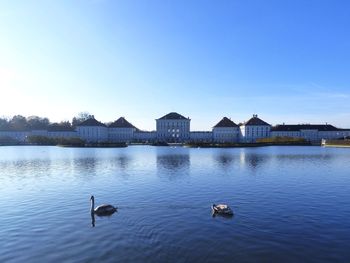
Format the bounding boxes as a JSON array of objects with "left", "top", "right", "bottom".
[
  {"left": 109, "top": 117, "right": 136, "bottom": 128},
  {"left": 214, "top": 117, "right": 238, "bottom": 128},
  {"left": 158, "top": 112, "right": 189, "bottom": 120},
  {"left": 244, "top": 115, "right": 271, "bottom": 126},
  {"left": 271, "top": 124, "right": 340, "bottom": 132},
  {"left": 78, "top": 118, "right": 106, "bottom": 127}
]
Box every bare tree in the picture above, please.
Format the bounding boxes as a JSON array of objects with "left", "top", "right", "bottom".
[{"left": 72, "top": 112, "right": 94, "bottom": 128}]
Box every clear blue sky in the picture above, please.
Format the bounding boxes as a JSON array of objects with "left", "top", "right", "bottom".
[{"left": 1, "top": 0, "right": 349, "bottom": 130}]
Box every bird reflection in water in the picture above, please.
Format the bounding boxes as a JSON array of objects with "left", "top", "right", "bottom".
[
  {"left": 211, "top": 211, "right": 234, "bottom": 219},
  {"left": 91, "top": 212, "right": 95, "bottom": 227},
  {"left": 90, "top": 210, "right": 117, "bottom": 227}
]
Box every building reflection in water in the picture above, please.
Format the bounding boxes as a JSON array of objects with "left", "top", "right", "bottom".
[
  {"left": 273, "top": 154, "right": 333, "bottom": 162},
  {"left": 239, "top": 149, "right": 334, "bottom": 171},
  {"left": 113, "top": 155, "right": 131, "bottom": 170},
  {"left": 111, "top": 155, "right": 132, "bottom": 179},
  {"left": 214, "top": 153, "right": 236, "bottom": 168},
  {"left": 239, "top": 150, "right": 269, "bottom": 170},
  {"left": 156, "top": 152, "right": 190, "bottom": 180},
  {"left": 1, "top": 159, "right": 53, "bottom": 180},
  {"left": 157, "top": 154, "right": 190, "bottom": 170},
  {"left": 72, "top": 158, "right": 99, "bottom": 179}
]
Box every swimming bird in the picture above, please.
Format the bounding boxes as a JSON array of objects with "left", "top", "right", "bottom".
[
  {"left": 212, "top": 204, "right": 233, "bottom": 216},
  {"left": 90, "top": 195, "right": 117, "bottom": 216}
]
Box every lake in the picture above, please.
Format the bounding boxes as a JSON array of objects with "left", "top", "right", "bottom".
[{"left": 0, "top": 146, "right": 349, "bottom": 263}]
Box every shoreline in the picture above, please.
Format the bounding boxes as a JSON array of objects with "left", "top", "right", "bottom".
[
  {"left": 183, "top": 142, "right": 313, "bottom": 148},
  {"left": 321, "top": 139, "right": 350, "bottom": 148},
  {"left": 322, "top": 144, "right": 350, "bottom": 148},
  {"left": 0, "top": 142, "right": 317, "bottom": 148}
]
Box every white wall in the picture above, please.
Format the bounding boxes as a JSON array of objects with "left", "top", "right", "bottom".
[
  {"left": 190, "top": 131, "right": 213, "bottom": 142},
  {"left": 270, "top": 131, "right": 300, "bottom": 138},
  {"left": 31, "top": 130, "right": 48, "bottom": 137},
  {"left": 240, "top": 125, "right": 271, "bottom": 142},
  {"left": 156, "top": 119, "right": 190, "bottom": 142},
  {"left": 0, "top": 131, "right": 29, "bottom": 142},
  {"left": 134, "top": 131, "right": 157, "bottom": 142},
  {"left": 108, "top": 128, "right": 135, "bottom": 142},
  {"left": 77, "top": 126, "right": 108, "bottom": 143},
  {"left": 271, "top": 130, "right": 350, "bottom": 142},
  {"left": 47, "top": 131, "right": 77, "bottom": 138},
  {"left": 213, "top": 127, "right": 239, "bottom": 143}
]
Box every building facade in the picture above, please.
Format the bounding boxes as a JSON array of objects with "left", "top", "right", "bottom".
[
  {"left": 271, "top": 124, "right": 350, "bottom": 142},
  {"left": 190, "top": 131, "right": 213, "bottom": 143},
  {"left": 134, "top": 131, "right": 157, "bottom": 143},
  {"left": 0, "top": 129, "right": 29, "bottom": 142},
  {"left": 156, "top": 112, "right": 190, "bottom": 143},
  {"left": 240, "top": 114, "right": 271, "bottom": 142},
  {"left": 212, "top": 117, "right": 239, "bottom": 143},
  {"left": 47, "top": 125, "right": 77, "bottom": 138},
  {"left": 76, "top": 118, "right": 108, "bottom": 143},
  {"left": 108, "top": 117, "right": 136, "bottom": 143},
  {"left": 1, "top": 113, "right": 350, "bottom": 144}
]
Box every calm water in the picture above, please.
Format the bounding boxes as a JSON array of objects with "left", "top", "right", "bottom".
[{"left": 1, "top": 146, "right": 350, "bottom": 263}]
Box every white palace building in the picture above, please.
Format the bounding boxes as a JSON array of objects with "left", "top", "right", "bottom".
[{"left": 1, "top": 112, "right": 350, "bottom": 144}]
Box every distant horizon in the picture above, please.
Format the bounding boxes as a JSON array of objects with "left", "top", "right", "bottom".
[
  {"left": 1, "top": 1, "right": 350, "bottom": 130},
  {"left": 1, "top": 111, "right": 350, "bottom": 131}
]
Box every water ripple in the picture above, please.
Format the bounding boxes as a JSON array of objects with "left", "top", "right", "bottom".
[{"left": 1, "top": 146, "right": 350, "bottom": 262}]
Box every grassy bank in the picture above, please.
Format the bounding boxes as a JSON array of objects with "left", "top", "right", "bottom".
[{"left": 322, "top": 139, "right": 350, "bottom": 148}]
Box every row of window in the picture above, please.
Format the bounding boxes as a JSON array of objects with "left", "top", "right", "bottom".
[
  {"left": 244, "top": 128, "right": 269, "bottom": 133},
  {"left": 168, "top": 129, "right": 180, "bottom": 133},
  {"left": 109, "top": 134, "right": 132, "bottom": 138},
  {"left": 246, "top": 131, "right": 269, "bottom": 137},
  {"left": 157, "top": 122, "right": 189, "bottom": 128},
  {"left": 158, "top": 134, "right": 187, "bottom": 138},
  {"left": 272, "top": 131, "right": 350, "bottom": 138},
  {"left": 215, "top": 134, "right": 238, "bottom": 138}
]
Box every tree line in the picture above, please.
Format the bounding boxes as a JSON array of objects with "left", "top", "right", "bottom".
[{"left": 0, "top": 112, "right": 94, "bottom": 131}]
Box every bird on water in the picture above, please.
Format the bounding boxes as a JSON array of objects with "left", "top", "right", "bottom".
[
  {"left": 90, "top": 195, "right": 117, "bottom": 216},
  {"left": 212, "top": 204, "right": 233, "bottom": 216}
]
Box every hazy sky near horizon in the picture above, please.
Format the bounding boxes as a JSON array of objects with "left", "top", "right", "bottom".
[{"left": 1, "top": 0, "right": 350, "bottom": 130}]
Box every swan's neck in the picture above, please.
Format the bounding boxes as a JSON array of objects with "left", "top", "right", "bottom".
[{"left": 90, "top": 198, "right": 95, "bottom": 213}]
